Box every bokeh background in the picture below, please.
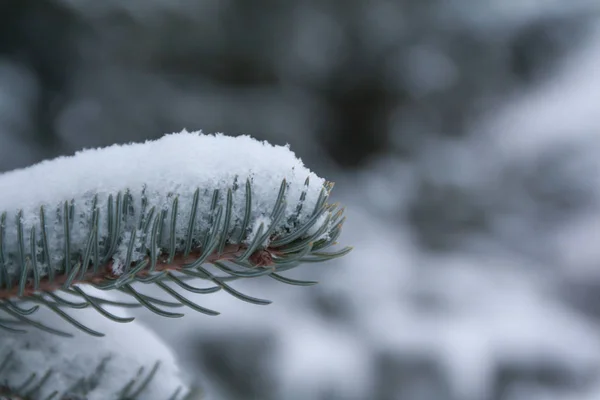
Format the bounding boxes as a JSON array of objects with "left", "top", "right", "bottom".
[{"left": 2, "top": 1, "right": 600, "bottom": 399}]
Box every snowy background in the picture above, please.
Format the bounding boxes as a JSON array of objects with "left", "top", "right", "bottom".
[{"left": 2, "top": 1, "right": 600, "bottom": 399}]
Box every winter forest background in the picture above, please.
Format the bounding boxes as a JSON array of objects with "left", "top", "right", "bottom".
[{"left": 2, "top": 1, "right": 600, "bottom": 399}]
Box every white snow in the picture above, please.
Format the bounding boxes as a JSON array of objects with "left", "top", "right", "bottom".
[
  {"left": 0, "top": 288, "right": 190, "bottom": 400},
  {"left": 274, "top": 314, "right": 372, "bottom": 400},
  {"left": 246, "top": 215, "right": 273, "bottom": 246},
  {"left": 0, "top": 130, "right": 327, "bottom": 278},
  {"left": 481, "top": 22, "right": 600, "bottom": 162},
  {"left": 306, "top": 212, "right": 330, "bottom": 242}
]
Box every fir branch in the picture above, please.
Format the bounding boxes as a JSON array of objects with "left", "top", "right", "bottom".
[
  {"left": 0, "top": 352, "right": 196, "bottom": 400},
  {"left": 0, "top": 131, "right": 351, "bottom": 336},
  {"left": 0, "top": 292, "right": 196, "bottom": 400}
]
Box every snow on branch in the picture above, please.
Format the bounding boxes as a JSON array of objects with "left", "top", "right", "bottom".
[
  {"left": 0, "top": 289, "right": 195, "bottom": 400},
  {"left": 0, "top": 130, "right": 351, "bottom": 336}
]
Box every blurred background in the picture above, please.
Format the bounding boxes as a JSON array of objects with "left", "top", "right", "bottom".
[{"left": 2, "top": 1, "right": 600, "bottom": 399}]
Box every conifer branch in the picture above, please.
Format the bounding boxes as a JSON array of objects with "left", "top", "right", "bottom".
[
  {"left": 0, "top": 132, "right": 351, "bottom": 337},
  {"left": 0, "top": 351, "right": 197, "bottom": 400}
]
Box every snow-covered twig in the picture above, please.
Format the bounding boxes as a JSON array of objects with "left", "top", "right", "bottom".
[
  {"left": 0, "top": 131, "right": 350, "bottom": 337},
  {"left": 0, "top": 288, "right": 195, "bottom": 400}
]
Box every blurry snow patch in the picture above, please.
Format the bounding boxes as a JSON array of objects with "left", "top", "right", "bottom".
[
  {"left": 474, "top": 23, "right": 600, "bottom": 276},
  {"left": 481, "top": 22, "right": 600, "bottom": 161},
  {"left": 550, "top": 211, "right": 600, "bottom": 278},
  {"left": 274, "top": 315, "right": 372, "bottom": 400},
  {"left": 0, "top": 288, "right": 189, "bottom": 399},
  {"left": 363, "top": 250, "right": 600, "bottom": 400}
]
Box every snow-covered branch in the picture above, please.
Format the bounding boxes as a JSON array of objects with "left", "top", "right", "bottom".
[
  {"left": 0, "top": 130, "right": 350, "bottom": 336},
  {"left": 0, "top": 288, "right": 194, "bottom": 399}
]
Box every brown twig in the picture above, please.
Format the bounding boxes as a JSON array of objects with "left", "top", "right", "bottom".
[{"left": 0, "top": 244, "right": 277, "bottom": 300}]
